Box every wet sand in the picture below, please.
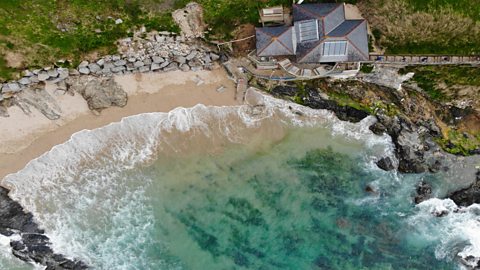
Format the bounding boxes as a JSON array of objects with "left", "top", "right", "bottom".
[{"left": 0, "top": 68, "right": 239, "bottom": 181}]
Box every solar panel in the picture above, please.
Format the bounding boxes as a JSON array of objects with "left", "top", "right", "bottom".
[
  {"left": 322, "top": 41, "right": 347, "bottom": 56},
  {"left": 299, "top": 19, "right": 319, "bottom": 42}
]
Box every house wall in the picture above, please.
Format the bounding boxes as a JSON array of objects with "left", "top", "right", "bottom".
[{"left": 323, "top": 5, "right": 345, "bottom": 34}]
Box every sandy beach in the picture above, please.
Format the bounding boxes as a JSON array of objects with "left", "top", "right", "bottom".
[{"left": 0, "top": 68, "right": 239, "bottom": 181}]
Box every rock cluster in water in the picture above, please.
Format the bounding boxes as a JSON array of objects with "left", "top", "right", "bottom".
[{"left": 0, "top": 187, "right": 87, "bottom": 269}]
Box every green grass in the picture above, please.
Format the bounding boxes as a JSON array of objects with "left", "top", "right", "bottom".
[
  {"left": 399, "top": 65, "right": 480, "bottom": 101},
  {"left": 360, "top": 63, "right": 374, "bottom": 73},
  {"left": 0, "top": 0, "right": 179, "bottom": 80}
]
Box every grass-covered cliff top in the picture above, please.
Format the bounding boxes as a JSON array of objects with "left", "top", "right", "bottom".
[
  {"left": 0, "top": 0, "right": 479, "bottom": 81},
  {"left": 0, "top": 0, "right": 179, "bottom": 80}
]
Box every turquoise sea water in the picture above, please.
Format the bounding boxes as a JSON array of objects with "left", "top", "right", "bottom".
[{"left": 1, "top": 91, "right": 478, "bottom": 269}]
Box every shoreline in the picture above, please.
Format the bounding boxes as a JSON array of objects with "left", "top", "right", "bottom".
[{"left": 0, "top": 68, "right": 239, "bottom": 181}]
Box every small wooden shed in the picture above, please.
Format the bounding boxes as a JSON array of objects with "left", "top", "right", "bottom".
[{"left": 259, "top": 6, "right": 285, "bottom": 26}]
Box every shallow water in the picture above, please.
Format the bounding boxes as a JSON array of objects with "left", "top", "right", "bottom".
[{"left": 1, "top": 90, "right": 478, "bottom": 269}]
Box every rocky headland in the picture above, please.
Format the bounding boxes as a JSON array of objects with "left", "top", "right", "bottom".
[{"left": 251, "top": 65, "right": 479, "bottom": 207}]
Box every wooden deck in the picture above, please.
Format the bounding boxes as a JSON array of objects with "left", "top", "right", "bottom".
[{"left": 368, "top": 54, "right": 480, "bottom": 65}]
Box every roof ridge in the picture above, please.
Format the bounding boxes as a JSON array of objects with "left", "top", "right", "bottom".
[
  {"left": 324, "top": 3, "right": 343, "bottom": 17},
  {"left": 295, "top": 4, "right": 324, "bottom": 20},
  {"left": 297, "top": 40, "right": 323, "bottom": 62},
  {"left": 326, "top": 19, "right": 365, "bottom": 37}
]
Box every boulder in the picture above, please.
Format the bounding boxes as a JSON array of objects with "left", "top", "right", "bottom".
[
  {"left": 139, "top": 66, "right": 150, "bottom": 73},
  {"left": 163, "top": 62, "right": 178, "bottom": 72},
  {"left": 159, "top": 61, "right": 171, "bottom": 69},
  {"left": 151, "top": 63, "right": 161, "bottom": 71},
  {"left": 57, "top": 68, "right": 69, "bottom": 80},
  {"left": 78, "top": 61, "right": 89, "bottom": 68},
  {"left": 172, "top": 2, "right": 206, "bottom": 38},
  {"left": 186, "top": 50, "right": 197, "bottom": 61},
  {"left": 47, "top": 69, "right": 59, "bottom": 78},
  {"left": 88, "top": 63, "right": 101, "bottom": 73},
  {"left": 210, "top": 52, "right": 220, "bottom": 61},
  {"left": 7, "top": 83, "right": 21, "bottom": 92},
  {"left": 152, "top": 56, "right": 165, "bottom": 64},
  {"left": 111, "top": 66, "right": 126, "bottom": 73},
  {"left": 127, "top": 57, "right": 136, "bottom": 63},
  {"left": 18, "top": 78, "right": 31, "bottom": 85},
  {"left": 96, "top": 58, "right": 105, "bottom": 66},
  {"left": 180, "top": 63, "right": 190, "bottom": 72},
  {"left": 22, "top": 70, "right": 34, "bottom": 77},
  {"left": 414, "top": 181, "right": 432, "bottom": 204},
  {"left": 37, "top": 72, "right": 50, "bottom": 81},
  {"left": 369, "top": 121, "right": 387, "bottom": 135},
  {"left": 376, "top": 157, "right": 395, "bottom": 171},
  {"left": 78, "top": 67, "right": 90, "bottom": 75},
  {"left": 174, "top": 55, "right": 186, "bottom": 64},
  {"left": 69, "top": 76, "right": 127, "bottom": 111},
  {"left": 134, "top": 61, "right": 144, "bottom": 68},
  {"left": 113, "top": 59, "right": 127, "bottom": 66}
]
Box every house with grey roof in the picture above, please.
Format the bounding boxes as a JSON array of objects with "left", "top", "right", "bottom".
[{"left": 256, "top": 3, "right": 369, "bottom": 63}]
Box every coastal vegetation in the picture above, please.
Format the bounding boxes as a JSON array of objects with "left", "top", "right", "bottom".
[
  {"left": 359, "top": 0, "right": 480, "bottom": 55},
  {"left": 1, "top": 0, "right": 479, "bottom": 80},
  {"left": 0, "top": 0, "right": 178, "bottom": 80}
]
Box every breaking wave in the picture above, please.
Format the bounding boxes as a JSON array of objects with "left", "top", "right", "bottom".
[{"left": 1, "top": 89, "right": 475, "bottom": 269}]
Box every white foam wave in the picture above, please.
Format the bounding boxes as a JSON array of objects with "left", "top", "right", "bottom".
[
  {"left": 409, "top": 198, "right": 480, "bottom": 269},
  {"left": 1, "top": 90, "right": 395, "bottom": 268}
]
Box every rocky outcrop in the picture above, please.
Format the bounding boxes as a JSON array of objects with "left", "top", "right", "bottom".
[
  {"left": 270, "top": 85, "right": 369, "bottom": 123},
  {"left": 448, "top": 170, "right": 480, "bottom": 207},
  {"left": 172, "top": 2, "right": 206, "bottom": 38},
  {"left": 376, "top": 157, "right": 395, "bottom": 171},
  {"left": 68, "top": 76, "right": 127, "bottom": 111},
  {"left": 0, "top": 187, "right": 87, "bottom": 269},
  {"left": 414, "top": 181, "right": 432, "bottom": 204}
]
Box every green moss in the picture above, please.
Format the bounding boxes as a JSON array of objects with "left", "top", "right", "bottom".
[
  {"left": 435, "top": 130, "right": 480, "bottom": 155},
  {"left": 326, "top": 91, "right": 373, "bottom": 114},
  {"left": 360, "top": 63, "right": 374, "bottom": 73}
]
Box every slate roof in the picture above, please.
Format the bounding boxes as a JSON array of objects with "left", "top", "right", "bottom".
[
  {"left": 293, "top": 3, "right": 341, "bottom": 21},
  {"left": 327, "top": 20, "right": 364, "bottom": 37},
  {"left": 295, "top": 40, "right": 322, "bottom": 62},
  {"left": 256, "top": 26, "right": 295, "bottom": 56}
]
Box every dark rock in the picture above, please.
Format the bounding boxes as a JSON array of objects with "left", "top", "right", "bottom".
[
  {"left": 376, "top": 157, "right": 395, "bottom": 171},
  {"left": 0, "top": 187, "right": 88, "bottom": 269},
  {"left": 271, "top": 85, "right": 368, "bottom": 122},
  {"left": 448, "top": 171, "right": 480, "bottom": 207},
  {"left": 414, "top": 181, "right": 432, "bottom": 204},
  {"left": 369, "top": 121, "right": 387, "bottom": 135}
]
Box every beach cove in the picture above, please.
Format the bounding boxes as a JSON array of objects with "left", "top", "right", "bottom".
[{"left": 0, "top": 68, "right": 239, "bottom": 181}]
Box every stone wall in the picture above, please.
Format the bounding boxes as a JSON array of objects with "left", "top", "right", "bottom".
[{"left": 0, "top": 31, "right": 222, "bottom": 105}]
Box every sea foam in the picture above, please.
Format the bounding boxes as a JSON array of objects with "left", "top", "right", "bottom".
[{"left": 1, "top": 90, "right": 398, "bottom": 268}]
